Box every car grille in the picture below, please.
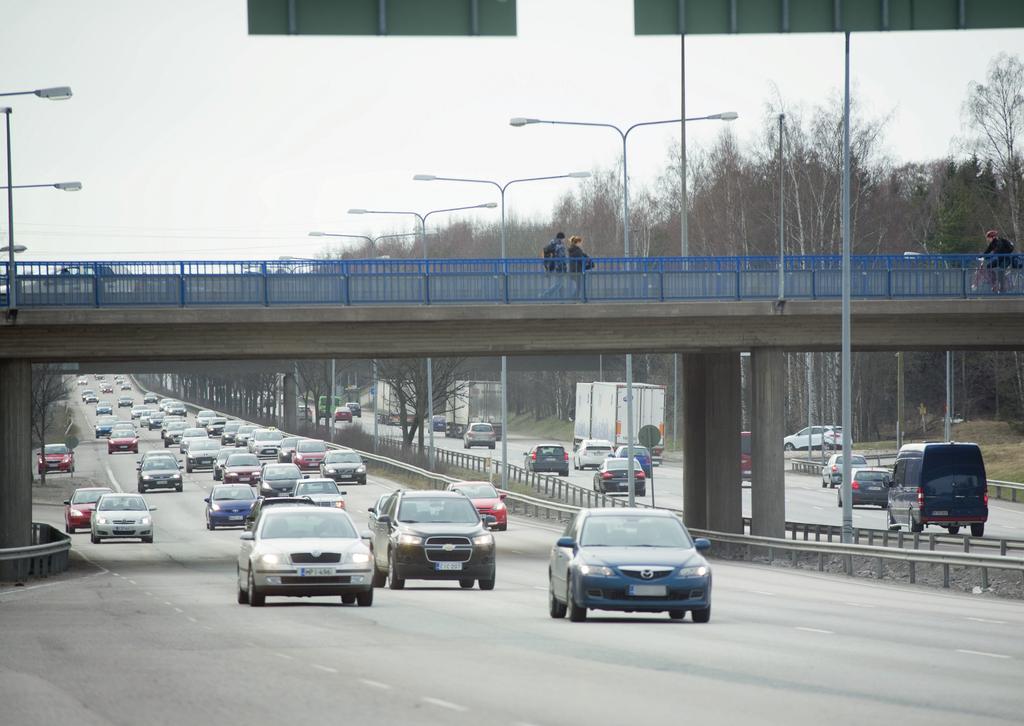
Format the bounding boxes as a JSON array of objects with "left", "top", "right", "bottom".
[
  {"left": 280, "top": 576, "right": 350, "bottom": 585},
  {"left": 619, "top": 567, "right": 674, "bottom": 581},
  {"left": 192, "top": 457, "right": 213, "bottom": 466},
  {"left": 291, "top": 552, "right": 342, "bottom": 563},
  {"left": 112, "top": 519, "right": 137, "bottom": 525},
  {"left": 424, "top": 536, "right": 473, "bottom": 563}
]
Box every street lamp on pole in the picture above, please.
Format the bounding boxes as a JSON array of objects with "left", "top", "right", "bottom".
[
  {"left": 512, "top": 111, "right": 737, "bottom": 504},
  {"left": 309, "top": 230, "right": 433, "bottom": 257},
  {"left": 413, "top": 171, "right": 591, "bottom": 491},
  {"left": 348, "top": 202, "right": 498, "bottom": 469},
  {"left": 0, "top": 181, "right": 81, "bottom": 191}
]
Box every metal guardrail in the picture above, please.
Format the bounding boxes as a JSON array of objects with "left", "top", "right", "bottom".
[
  {"left": 0, "top": 523, "right": 72, "bottom": 583},
  {"left": 790, "top": 451, "right": 898, "bottom": 474},
  {"left": 990, "top": 479, "right": 1024, "bottom": 503},
  {"left": 6, "top": 253, "right": 1024, "bottom": 307}
]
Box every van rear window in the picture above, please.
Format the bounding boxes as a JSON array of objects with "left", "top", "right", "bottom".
[{"left": 921, "top": 445, "right": 986, "bottom": 492}]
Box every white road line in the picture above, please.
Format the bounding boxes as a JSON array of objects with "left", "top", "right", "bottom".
[
  {"left": 844, "top": 602, "right": 874, "bottom": 608},
  {"left": 956, "top": 649, "right": 1011, "bottom": 659},
  {"left": 127, "top": 580, "right": 137, "bottom": 585},
  {"left": 163, "top": 601, "right": 172, "bottom": 606},
  {"left": 273, "top": 653, "right": 294, "bottom": 660},
  {"left": 532, "top": 586, "right": 548, "bottom": 591},
  {"left": 795, "top": 627, "right": 834, "bottom": 634},
  {"left": 187, "top": 616, "right": 198, "bottom": 623},
  {"left": 966, "top": 617, "right": 1007, "bottom": 625},
  {"left": 173, "top": 607, "right": 184, "bottom": 613},
  {"left": 311, "top": 664, "right": 338, "bottom": 674},
  {"left": 103, "top": 462, "right": 124, "bottom": 493},
  {"left": 746, "top": 590, "right": 775, "bottom": 596},
  {"left": 421, "top": 697, "right": 468, "bottom": 713},
  {"left": 358, "top": 679, "right": 391, "bottom": 690}
]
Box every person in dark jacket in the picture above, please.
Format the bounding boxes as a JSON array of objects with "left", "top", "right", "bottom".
[
  {"left": 566, "top": 235, "right": 592, "bottom": 298},
  {"left": 983, "top": 229, "right": 1015, "bottom": 292}
]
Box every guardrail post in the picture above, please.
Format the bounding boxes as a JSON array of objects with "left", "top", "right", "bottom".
[
  {"left": 908, "top": 561, "right": 916, "bottom": 584},
  {"left": 845, "top": 554, "right": 853, "bottom": 576},
  {"left": 262, "top": 262, "right": 270, "bottom": 306},
  {"left": 942, "top": 563, "right": 950, "bottom": 588},
  {"left": 1001, "top": 540, "right": 1008, "bottom": 556},
  {"left": 928, "top": 533, "right": 935, "bottom": 551},
  {"left": 817, "top": 552, "right": 824, "bottom": 571},
  {"left": 963, "top": 537, "right": 970, "bottom": 553},
  {"left": 503, "top": 261, "right": 510, "bottom": 304},
  {"left": 981, "top": 566, "right": 989, "bottom": 590},
  {"left": 179, "top": 262, "right": 186, "bottom": 306}
]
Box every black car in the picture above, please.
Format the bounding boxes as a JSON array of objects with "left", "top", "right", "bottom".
[
  {"left": 143, "top": 392, "right": 160, "bottom": 404},
  {"left": 593, "top": 457, "right": 647, "bottom": 497},
  {"left": 117, "top": 396, "right": 134, "bottom": 408},
  {"left": 243, "top": 495, "right": 316, "bottom": 531},
  {"left": 368, "top": 490, "right": 496, "bottom": 591},
  {"left": 524, "top": 444, "right": 569, "bottom": 477},
  {"left": 838, "top": 467, "right": 891, "bottom": 508},
  {"left": 213, "top": 447, "right": 238, "bottom": 481},
  {"left": 259, "top": 463, "right": 304, "bottom": 498},
  {"left": 206, "top": 417, "right": 227, "bottom": 437},
  {"left": 146, "top": 411, "right": 166, "bottom": 430},
  {"left": 346, "top": 401, "right": 362, "bottom": 418},
  {"left": 220, "top": 421, "right": 241, "bottom": 445},
  {"left": 137, "top": 455, "right": 184, "bottom": 493},
  {"left": 320, "top": 449, "right": 367, "bottom": 485}
]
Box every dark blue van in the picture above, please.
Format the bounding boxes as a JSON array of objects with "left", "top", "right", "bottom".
[{"left": 887, "top": 443, "right": 988, "bottom": 536}]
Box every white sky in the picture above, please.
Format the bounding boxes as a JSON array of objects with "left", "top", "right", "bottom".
[{"left": 2, "top": 0, "right": 1023, "bottom": 260}]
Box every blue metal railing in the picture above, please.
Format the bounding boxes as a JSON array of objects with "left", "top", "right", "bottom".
[{"left": 3, "top": 254, "right": 1023, "bottom": 308}]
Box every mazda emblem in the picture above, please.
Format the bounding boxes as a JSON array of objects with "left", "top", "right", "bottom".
[{"left": 641, "top": 568, "right": 654, "bottom": 580}]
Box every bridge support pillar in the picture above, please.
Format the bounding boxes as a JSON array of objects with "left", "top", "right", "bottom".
[
  {"left": 751, "top": 348, "right": 786, "bottom": 537},
  {"left": 705, "top": 352, "right": 742, "bottom": 533},
  {"left": 283, "top": 371, "right": 297, "bottom": 432},
  {"left": 0, "top": 359, "right": 32, "bottom": 579},
  {"left": 681, "top": 353, "right": 706, "bottom": 530}
]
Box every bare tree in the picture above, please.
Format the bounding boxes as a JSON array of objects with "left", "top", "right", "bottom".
[
  {"left": 965, "top": 53, "right": 1024, "bottom": 241},
  {"left": 376, "top": 358, "right": 468, "bottom": 446},
  {"left": 32, "top": 365, "right": 70, "bottom": 485}
]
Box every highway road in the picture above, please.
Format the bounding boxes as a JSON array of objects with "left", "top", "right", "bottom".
[
  {"left": 3, "top": 380, "right": 1022, "bottom": 725},
  {"left": 351, "top": 418, "right": 1024, "bottom": 539}
]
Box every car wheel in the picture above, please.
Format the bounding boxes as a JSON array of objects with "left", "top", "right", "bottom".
[
  {"left": 548, "top": 578, "right": 567, "bottom": 619},
  {"left": 371, "top": 565, "right": 387, "bottom": 588},
  {"left": 497, "top": 523, "right": 507, "bottom": 531},
  {"left": 207, "top": 519, "right": 215, "bottom": 531},
  {"left": 910, "top": 513, "right": 924, "bottom": 533},
  {"left": 668, "top": 610, "right": 687, "bottom": 620},
  {"left": 175, "top": 484, "right": 183, "bottom": 492},
  {"left": 142, "top": 535, "right": 153, "bottom": 544},
  {"left": 463, "top": 441, "right": 468, "bottom": 449},
  {"left": 236, "top": 568, "right": 249, "bottom": 604},
  {"left": 459, "top": 578, "right": 475, "bottom": 589},
  {"left": 947, "top": 525, "right": 960, "bottom": 535},
  {"left": 341, "top": 594, "right": 356, "bottom": 604},
  {"left": 488, "top": 443, "right": 495, "bottom": 450},
  {"left": 560, "top": 470, "right": 569, "bottom": 477},
  {"left": 387, "top": 554, "right": 405, "bottom": 590},
  {"left": 821, "top": 480, "right": 827, "bottom": 488},
  {"left": 478, "top": 577, "right": 495, "bottom": 591},
  {"left": 784, "top": 443, "right": 795, "bottom": 451},
  {"left": 567, "top": 582, "right": 587, "bottom": 622},
  {"left": 248, "top": 568, "right": 265, "bottom": 607},
  {"left": 66, "top": 525, "right": 74, "bottom": 534},
  {"left": 837, "top": 495, "right": 842, "bottom": 508},
  {"left": 138, "top": 484, "right": 146, "bottom": 493},
  {"left": 691, "top": 605, "right": 711, "bottom": 623},
  {"left": 355, "top": 589, "right": 373, "bottom": 607},
  {"left": 90, "top": 533, "right": 100, "bottom": 544},
  {"left": 971, "top": 523, "right": 985, "bottom": 537}
]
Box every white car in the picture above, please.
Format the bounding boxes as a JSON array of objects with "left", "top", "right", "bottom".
[
  {"left": 236, "top": 505, "right": 373, "bottom": 607},
  {"left": 573, "top": 439, "right": 614, "bottom": 470},
  {"left": 783, "top": 425, "right": 842, "bottom": 451},
  {"left": 820, "top": 453, "right": 869, "bottom": 488},
  {"left": 249, "top": 428, "right": 286, "bottom": 458},
  {"left": 179, "top": 427, "right": 210, "bottom": 454},
  {"left": 90, "top": 493, "right": 156, "bottom": 544},
  {"left": 195, "top": 409, "right": 217, "bottom": 428}
]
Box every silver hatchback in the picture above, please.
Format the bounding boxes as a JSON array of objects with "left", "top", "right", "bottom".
[{"left": 463, "top": 422, "right": 496, "bottom": 450}]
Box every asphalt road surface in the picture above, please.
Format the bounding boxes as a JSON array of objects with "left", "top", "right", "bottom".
[{"left": 3, "top": 384, "right": 1022, "bottom": 725}]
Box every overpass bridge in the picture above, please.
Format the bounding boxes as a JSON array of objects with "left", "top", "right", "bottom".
[{"left": 3, "top": 254, "right": 1024, "bottom": 566}]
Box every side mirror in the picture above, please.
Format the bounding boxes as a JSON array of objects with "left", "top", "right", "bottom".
[
  {"left": 360, "top": 530, "right": 373, "bottom": 540},
  {"left": 303, "top": 474, "right": 310, "bottom": 479},
  {"left": 556, "top": 536, "right": 576, "bottom": 549},
  {"left": 340, "top": 491, "right": 348, "bottom": 496},
  {"left": 367, "top": 507, "right": 375, "bottom": 513},
  {"left": 148, "top": 507, "right": 158, "bottom": 512},
  {"left": 499, "top": 492, "right": 507, "bottom": 501},
  {"left": 694, "top": 538, "right": 711, "bottom": 552},
  {"left": 239, "top": 531, "right": 255, "bottom": 541},
  {"left": 203, "top": 497, "right": 210, "bottom": 503},
  {"left": 378, "top": 514, "right": 392, "bottom": 526},
  {"left": 63, "top": 499, "right": 71, "bottom": 505},
  {"left": 178, "top": 465, "right": 184, "bottom": 470}
]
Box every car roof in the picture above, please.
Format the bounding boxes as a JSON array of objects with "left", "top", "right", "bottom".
[
  {"left": 73, "top": 486, "right": 113, "bottom": 493},
  {"left": 533, "top": 442, "right": 565, "bottom": 447},
  {"left": 583, "top": 507, "right": 675, "bottom": 518},
  {"left": 399, "top": 490, "right": 466, "bottom": 499},
  {"left": 257, "top": 498, "right": 316, "bottom": 508}
]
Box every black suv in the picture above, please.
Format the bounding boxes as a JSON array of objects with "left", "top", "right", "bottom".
[{"left": 368, "top": 490, "right": 496, "bottom": 591}]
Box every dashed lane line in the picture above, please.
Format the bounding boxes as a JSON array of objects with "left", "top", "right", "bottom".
[
  {"left": 311, "top": 664, "right": 338, "bottom": 674},
  {"left": 421, "top": 697, "right": 468, "bottom": 713},
  {"left": 966, "top": 617, "right": 1007, "bottom": 625},
  {"left": 358, "top": 679, "right": 391, "bottom": 690},
  {"left": 956, "top": 649, "right": 1011, "bottom": 659},
  {"left": 795, "top": 626, "right": 834, "bottom": 634}
]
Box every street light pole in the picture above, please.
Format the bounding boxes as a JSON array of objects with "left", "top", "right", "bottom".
[
  {"left": 840, "top": 32, "right": 854, "bottom": 544},
  {"left": 778, "top": 113, "right": 786, "bottom": 301}
]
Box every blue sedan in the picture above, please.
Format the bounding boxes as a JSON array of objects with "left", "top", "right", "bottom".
[
  {"left": 204, "top": 485, "right": 256, "bottom": 530},
  {"left": 548, "top": 508, "right": 712, "bottom": 622},
  {"left": 612, "top": 445, "right": 653, "bottom": 478}
]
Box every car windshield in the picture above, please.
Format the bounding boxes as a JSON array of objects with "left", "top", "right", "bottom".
[
  {"left": 224, "top": 423, "right": 241, "bottom": 432},
  {"left": 227, "top": 454, "right": 259, "bottom": 467},
  {"left": 71, "top": 489, "right": 109, "bottom": 504},
  {"left": 111, "top": 427, "right": 135, "bottom": 437},
  {"left": 44, "top": 444, "right": 69, "bottom": 454},
  {"left": 254, "top": 430, "right": 284, "bottom": 442},
  {"left": 585, "top": 444, "right": 611, "bottom": 452},
  {"left": 166, "top": 422, "right": 187, "bottom": 431},
  {"left": 280, "top": 437, "right": 299, "bottom": 448},
  {"left": 260, "top": 511, "right": 357, "bottom": 539},
  {"left": 856, "top": 471, "right": 888, "bottom": 482},
  {"left": 470, "top": 424, "right": 492, "bottom": 432},
  {"left": 617, "top": 446, "right": 650, "bottom": 458},
  {"left": 197, "top": 411, "right": 214, "bottom": 418},
  {"left": 326, "top": 452, "right": 361, "bottom": 463},
  {"left": 142, "top": 458, "right": 176, "bottom": 471},
  {"left": 580, "top": 516, "right": 692, "bottom": 548},
  {"left": 604, "top": 458, "right": 643, "bottom": 471},
  {"left": 264, "top": 466, "right": 300, "bottom": 480},
  {"left": 183, "top": 428, "right": 206, "bottom": 437},
  {"left": 398, "top": 497, "right": 479, "bottom": 524},
  {"left": 295, "top": 480, "right": 340, "bottom": 495},
  {"left": 97, "top": 496, "right": 147, "bottom": 511},
  {"left": 213, "top": 486, "right": 255, "bottom": 501},
  {"left": 536, "top": 446, "right": 564, "bottom": 456},
  {"left": 835, "top": 456, "right": 868, "bottom": 466},
  {"left": 237, "top": 426, "right": 255, "bottom": 435},
  {"left": 454, "top": 484, "right": 498, "bottom": 498},
  {"left": 296, "top": 440, "right": 327, "bottom": 453},
  {"left": 190, "top": 440, "right": 219, "bottom": 452},
  {"left": 217, "top": 449, "right": 237, "bottom": 461}
]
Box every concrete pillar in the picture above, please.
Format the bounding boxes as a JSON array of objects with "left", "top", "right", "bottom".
[
  {"left": 0, "top": 359, "right": 33, "bottom": 578},
  {"left": 681, "top": 353, "right": 707, "bottom": 530},
  {"left": 283, "top": 372, "right": 297, "bottom": 432},
  {"left": 705, "top": 352, "right": 742, "bottom": 533},
  {"left": 751, "top": 348, "right": 786, "bottom": 537}
]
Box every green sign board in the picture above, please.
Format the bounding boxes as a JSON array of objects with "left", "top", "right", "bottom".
[
  {"left": 249, "top": 0, "right": 517, "bottom": 36},
  {"left": 635, "top": 0, "right": 1024, "bottom": 34}
]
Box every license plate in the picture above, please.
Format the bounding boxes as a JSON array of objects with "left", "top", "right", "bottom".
[
  {"left": 299, "top": 567, "right": 334, "bottom": 576},
  {"left": 932, "top": 510, "right": 948, "bottom": 516},
  {"left": 628, "top": 584, "right": 667, "bottom": 597},
  {"left": 113, "top": 527, "right": 133, "bottom": 534},
  {"left": 239, "top": 476, "right": 250, "bottom": 481},
  {"left": 229, "top": 515, "right": 243, "bottom": 521},
  {"left": 435, "top": 561, "right": 463, "bottom": 571}
]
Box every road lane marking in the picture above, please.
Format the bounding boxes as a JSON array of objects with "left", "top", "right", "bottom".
[
  {"left": 127, "top": 580, "right": 137, "bottom": 585},
  {"left": 532, "top": 586, "right": 547, "bottom": 591},
  {"left": 844, "top": 602, "right": 874, "bottom": 608},
  {"left": 966, "top": 617, "right": 1007, "bottom": 625},
  {"left": 422, "top": 697, "right": 468, "bottom": 712},
  {"left": 187, "top": 616, "right": 198, "bottom": 623},
  {"left": 174, "top": 607, "right": 184, "bottom": 613},
  {"left": 103, "top": 462, "right": 124, "bottom": 493},
  {"left": 359, "top": 679, "right": 391, "bottom": 690},
  {"left": 273, "top": 653, "right": 294, "bottom": 660},
  {"left": 956, "top": 649, "right": 1011, "bottom": 659},
  {"left": 746, "top": 590, "right": 775, "bottom": 596},
  {"left": 311, "top": 664, "right": 338, "bottom": 673},
  {"left": 795, "top": 627, "right": 833, "bottom": 634}
]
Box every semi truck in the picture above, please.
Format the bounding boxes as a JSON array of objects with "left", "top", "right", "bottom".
[
  {"left": 444, "top": 380, "right": 503, "bottom": 440},
  {"left": 573, "top": 382, "right": 666, "bottom": 463},
  {"left": 374, "top": 381, "right": 415, "bottom": 426}
]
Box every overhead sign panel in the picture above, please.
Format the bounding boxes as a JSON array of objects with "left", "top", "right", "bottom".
[
  {"left": 635, "top": 0, "right": 1024, "bottom": 34},
  {"left": 249, "top": 0, "right": 517, "bottom": 36}
]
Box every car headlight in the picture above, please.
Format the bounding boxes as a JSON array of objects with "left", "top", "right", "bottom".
[
  {"left": 327, "top": 468, "right": 338, "bottom": 473},
  {"left": 492, "top": 501, "right": 506, "bottom": 511},
  {"left": 96, "top": 516, "right": 109, "bottom": 525},
  {"left": 472, "top": 533, "right": 494, "bottom": 546},
  {"left": 333, "top": 500, "right": 345, "bottom": 509},
  {"left": 140, "top": 516, "right": 151, "bottom": 526},
  {"left": 141, "top": 474, "right": 153, "bottom": 480},
  {"left": 579, "top": 564, "right": 614, "bottom": 577},
  {"left": 70, "top": 508, "right": 85, "bottom": 517},
  {"left": 356, "top": 465, "right": 366, "bottom": 473},
  {"left": 259, "top": 553, "right": 280, "bottom": 565},
  {"left": 397, "top": 534, "right": 422, "bottom": 546},
  {"left": 210, "top": 503, "right": 221, "bottom": 511},
  {"left": 678, "top": 565, "right": 709, "bottom": 577},
  {"left": 350, "top": 553, "right": 370, "bottom": 564}
]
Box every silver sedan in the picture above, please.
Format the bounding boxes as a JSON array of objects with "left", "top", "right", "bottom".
[{"left": 90, "top": 493, "right": 157, "bottom": 544}]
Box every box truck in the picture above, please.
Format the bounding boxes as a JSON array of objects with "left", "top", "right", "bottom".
[
  {"left": 573, "top": 382, "right": 666, "bottom": 463},
  {"left": 375, "top": 381, "right": 415, "bottom": 426}
]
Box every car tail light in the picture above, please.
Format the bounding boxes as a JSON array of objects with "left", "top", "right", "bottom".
[
  {"left": 983, "top": 488, "right": 989, "bottom": 506},
  {"left": 916, "top": 487, "right": 924, "bottom": 507},
  {"left": 531, "top": 451, "right": 537, "bottom": 460},
  {"left": 564, "top": 451, "right": 569, "bottom": 461},
  {"left": 831, "top": 465, "right": 838, "bottom": 473},
  {"left": 636, "top": 471, "right": 645, "bottom": 479},
  {"left": 851, "top": 481, "right": 859, "bottom": 490},
  {"left": 601, "top": 472, "right": 613, "bottom": 479}
]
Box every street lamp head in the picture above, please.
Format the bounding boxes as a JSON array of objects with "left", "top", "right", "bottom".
[
  {"left": 0, "top": 245, "right": 28, "bottom": 253},
  {"left": 308, "top": 231, "right": 325, "bottom": 237},
  {"left": 568, "top": 171, "right": 591, "bottom": 178},
  {"left": 509, "top": 117, "right": 538, "bottom": 127},
  {"left": 347, "top": 209, "right": 367, "bottom": 215},
  {"left": 54, "top": 181, "right": 81, "bottom": 191},
  {"left": 714, "top": 111, "right": 739, "bottom": 121},
  {"left": 480, "top": 202, "right": 498, "bottom": 209},
  {"left": 412, "top": 174, "right": 437, "bottom": 181},
  {"left": 34, "top": 86, "right": 72, "bottom": 100}
]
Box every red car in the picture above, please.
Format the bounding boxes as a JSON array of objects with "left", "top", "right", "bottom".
[
  {"left": 107, "top": 425, "right": 139, "bottom": 454},
  {"left": 223, "top": 453, "right": 262, "bottom": 485},
  {"left": 38, "top": 443, "right": 75, "bottom": 475},
  {"left": 446, "top": 481, "right": 508, "bottom": 531},
  {"left": 333, "top": 406, "right": 353, "bottom": 422},
  {"left": 63, "top": 486, "right": 113, "bottom": 534},
  {"left": 292, "top": 439, "right": 328, "bottom": 471}
]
